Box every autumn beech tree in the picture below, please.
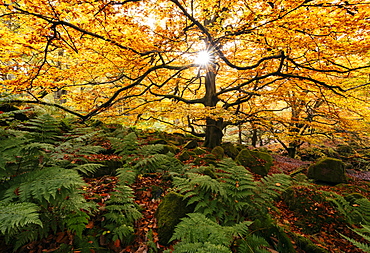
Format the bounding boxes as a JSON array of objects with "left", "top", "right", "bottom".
[{"left": 0, "top": 0, "right": 369, "bottom": 148}]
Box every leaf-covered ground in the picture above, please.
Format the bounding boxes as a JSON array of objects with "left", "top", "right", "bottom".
[
  {"left": 15, "top": 137, "right": 370, "bottom": 253},
  {"left": 90, "top": 155, "right": 368, "bottom": 252}
]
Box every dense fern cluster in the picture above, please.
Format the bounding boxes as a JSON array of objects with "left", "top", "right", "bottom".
[
  {"left": 173, "top": 159, "right": 291, "bottom": 224},
  {"left": 1, "top": 111, "right": 370, "bottom": 252},
  {"left": 0, "top": 114, "right": 142, "bottom": 251},
  {"left": 169, "top": 158, "right": 293, "bottom": 252},
  {"left": 109, "top": 130, "right": 184, "bottom": 174}
]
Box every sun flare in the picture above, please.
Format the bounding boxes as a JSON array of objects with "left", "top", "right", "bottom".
[{"left": 195, "top": 50, "right": 212, "bottom": 66}]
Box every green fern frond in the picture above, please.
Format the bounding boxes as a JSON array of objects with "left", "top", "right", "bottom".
[
  {"left": 134, "top": 154, "right": 168, "bottom": 173},
  {"left": 68, "top": 127, "right": 101, "bottom": 142},
  {"left": 341, "top": 225, "right": 370, "bottom": 252},
  {"left": 102, "top": 184, "right": 141, "bottom": 245},
  {"left": 256, "top": 173, "right": 292, "bottom": 201},
  {"left": 342, "top": 235, "right": 370, "bottom": 252},
  {"left": 110, "top": 224, "right": 135, "bottom": 242},
  {"left": 215, "top": 159, "right": 256, "bottom": 215},
  {"left": 237, "top": 234, "right": 270, "bottom": 253},
  {"left": 174, "top": 173, "right": 228, "bottom": 219},
  {"left": 171, "top": 242, "right": 232, "bottom": 253},
  {"left": 139, "top": 144, "right": 166, "bottom": 156},
  {"left": 108, "top": 132, "right": 138, "bottom": 156},
  {"left": 73, "top": 163, "right": 105, "bottom": 175},
  {"left": 169, "top": 213, "right": 233, "bottom": 246},
  {"left": 231, "top": 221, "right": 254, "bottom": 237},
  {"left": 104, "top": 185, "right": 142, "bottom": 224},
  {"left": 117, "top": 166, "right": 137, "bottom": 185},
  {"left": 3, "top": 167, "right": 85, "bottom": 203},
  {"left": 65, "top": 211, "right": 89, "bottom": 238},
  {"left": 186, "top": 173, "right": 227, "bottom": 198},
  {"left": 170, "top": 213, "right": 259, "bottom": 253},
  {"left": 11, "top": 224, "right": 46, "bottom": 250},
  {"left": 22, "top": 114, "right": 62, "bottom": 143},
  {"left": 0, "top": 135, "right": 25, "bottom": 177},
  {"left": 0, "top": 202, "right": 42, "bottom": 234},
  {"left": 52, "top": 132, "right": 104, "bottom": 164},
  {"left": 322, "top": 191, "right": 370, "bottom": 226},
  {"left": 354, "top": 198, "right": 370, "bottom": 225},
  {"left": 134, "top": 153, "right": 184, "bottom": 173},
  {"left": 54, "top": 189, "right": 95, "bottom": 212}
]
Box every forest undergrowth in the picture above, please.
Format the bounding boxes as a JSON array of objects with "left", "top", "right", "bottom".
[{"left": 1, "top": 113, "right": 370, "bottom": 253}]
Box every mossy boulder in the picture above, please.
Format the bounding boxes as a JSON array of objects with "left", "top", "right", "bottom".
[
  {"left": 194, "top": 153, "right": 217, "bottom": 166},
  {"left": 162, "top": 144, "right": 180, "bottom": 154},
  {"left": 150, "top": 138, "right": 168, "bottom": 145},
  {"left": 156, "top": 192, "right": 195, "bottom": 245},
  {"left": 178, "top": 150, "right": 196, "bottom": 162},
  {"left": 221, "top": 142, "right": 239, "bottom": 159},
  {"left": 307, "top": 157, "right": 347, "bottom": 184},
  {"left": 193, "top": 147, "right": 207, "bottom": 155},
  {"left": 211, "top": 146, "right": 224, "bottom": 160},
  {"left": 282, "top": 186, "right": 345, "bottom": 234},
  {"left": 183, "top": 139, "right": 198, "bottom": 149},
  {"left": 336, "top": 144, "right": 356, "bottom": 157},
  {"left": 235, "top": 149, "right": 273, "bottom": 176},
  {"left": 298, "top": 147, "right": 326, "bottom": 161}
]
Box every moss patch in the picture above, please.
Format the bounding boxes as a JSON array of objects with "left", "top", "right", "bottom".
[
  {"left": 193, "top": 147, "right": 207, "bottom": 155},
  {"left": 221, "top": 142, "right": 239, "bottom": 159},
  {"left": 211, "top": 146, "right": 224, "bottom": 160},
  {"left": 307, "top": 157, "right": 347, "bottom": 184},
  {"left": 155, "top": 192, "right": 195, "bottom": 245},
  {"left": 178, "top": 150, "right": 195, "bottom": 162},
  {"left": 235, "top": 149, "right": 273, "bottom": 176},
  {"left": 282, "top": 186, "right": 345, "bottom": 234},
  {"left": 194, "top": 153, "right": 217, "bottom": 166},
  {"left": 183, "top": 139, "right": 198, "bottom": 149}
]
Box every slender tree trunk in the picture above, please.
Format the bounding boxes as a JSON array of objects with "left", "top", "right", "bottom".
[
  {"left": 238, "top": 124, "right": 243, "bottom": 144},
  {"left": 251, "top": 128, "right": 258, "bottom": 147}
]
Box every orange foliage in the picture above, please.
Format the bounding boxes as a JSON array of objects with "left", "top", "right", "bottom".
[{"left": 1, "top": 0, "right": 369, "bottom": 146}]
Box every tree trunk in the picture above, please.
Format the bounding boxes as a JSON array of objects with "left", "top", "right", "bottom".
[
  {"left": 238, "top": 124, "right": 243, "bottom": 144},
  {"left": 251, "top": 128, "right": 258, "bottom": 147},
  {"left": 287, "top": 147, "right": 296, "bottom": 158},
  {"left": 204, "top": 117, "right": 224, "bottom": 148},
  {"left": 202, "top": 62, "right": 223, "bottom": 149}
]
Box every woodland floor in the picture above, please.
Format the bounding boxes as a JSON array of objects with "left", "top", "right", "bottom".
[
  {"left": 20, "top": 152, "right": 370, "bottom": 253},
  {"left": 81, "top": 154, "right": 370, "bottom": 253}
]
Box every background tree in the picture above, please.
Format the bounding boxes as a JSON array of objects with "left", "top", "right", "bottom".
[{"left": 1, "top": 0, "right": 369, "bottom": 148}]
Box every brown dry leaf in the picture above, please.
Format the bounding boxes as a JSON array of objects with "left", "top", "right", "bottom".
[{"left": 85, "top": 220, "right": 94, "bottom": 229}]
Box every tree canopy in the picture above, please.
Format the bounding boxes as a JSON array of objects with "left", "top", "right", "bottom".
[{"left": 1, "top": 0, "right": 369, "bottom": 149}]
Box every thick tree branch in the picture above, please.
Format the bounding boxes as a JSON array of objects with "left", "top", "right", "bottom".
[
  {"left": 287, "top": 57, "right": 370, "bottom": 74},
  {"left": 5, "top": 99, "right": 85, "bottom": 119},
  {"left": 149, "top": 91, "right": 204, "bottom": 104},
  {"left": 5, "top": 4, "right": 158, "bottom": 56}
]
